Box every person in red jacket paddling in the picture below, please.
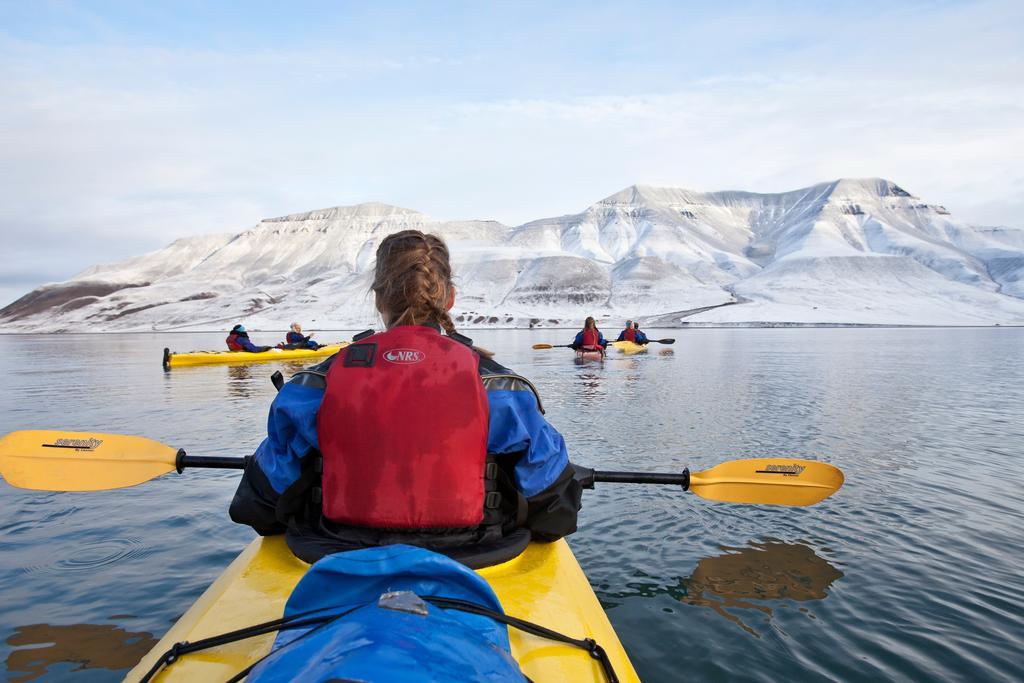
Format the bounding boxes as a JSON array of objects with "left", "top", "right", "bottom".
[
  {"left": 570, "top": 316, "right": 607, "bottom": 352},
  {"left": 615, "top": 320, "right": 636, "bottom": 343}
]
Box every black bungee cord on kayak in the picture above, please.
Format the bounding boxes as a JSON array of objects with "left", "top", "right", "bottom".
[
  {"left": 139, "top": 594, "right": 619, "bottom": 683},
  {"left": 425, "top": 595, "right": 619, "bottom": 683},
  {"left": 137, "top": 604, "right": 361, "bottom": 683},
  {"left": 221, "top": 605, "right": 367, "bottom": 683}
]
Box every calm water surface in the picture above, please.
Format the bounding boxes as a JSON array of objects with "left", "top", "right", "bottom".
[{"left": 0, "top": 329, "right": 1021, "bottom": 681}]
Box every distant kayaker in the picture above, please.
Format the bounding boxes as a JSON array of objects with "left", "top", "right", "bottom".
[
  {"left": 230, "top": 229, "right": 582, "bottom": 564},
  {"left": 226, "top": 325, "right": 272, "bottom": 353},
  {"left": 615, "top": 320, "right": 636, "bottom": 342},
  {"left": 570, "top": 316, "right": 607, "bottom": 352},
  {"left": 633, "top": 322, "right": 649, "bottom": 344},
  {"left": 283, "top": 322, "right": 321, "bottom": 350}
]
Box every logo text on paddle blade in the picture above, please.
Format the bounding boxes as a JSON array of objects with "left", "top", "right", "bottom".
[
  {"left": 42, "top": 438, "right": 103, "bottom": 451},
  {"left": 756, "top": 464, "right": 806, "bottom": 476}
]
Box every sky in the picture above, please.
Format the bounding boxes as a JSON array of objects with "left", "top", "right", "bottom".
[{"left": 1, "top": 0, "right": 1022, "bottom": 307}]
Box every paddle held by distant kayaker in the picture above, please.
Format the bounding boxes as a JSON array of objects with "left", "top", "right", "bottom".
[
  {"left": 229, "top": 229, "right": 582, "bottom": 564},
  {"left": 571, "top": 316, "right": 607, "bottom": 351},
  {"left": 225, "top": 324, "right": 272, "bottom": 352}
]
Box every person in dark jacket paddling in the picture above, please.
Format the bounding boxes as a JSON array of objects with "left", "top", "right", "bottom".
[
  {"left": 632, "top": 322, "right": 649, "bottom": 344},
  {"left": 283, "top": 322, "right": 321, "bottom": 350},
  {"left": 226, "top": 325, "right": 272, "bottom": 352},
  {"left": 230, "top": 230, "right": 582, "bottom": 565}
]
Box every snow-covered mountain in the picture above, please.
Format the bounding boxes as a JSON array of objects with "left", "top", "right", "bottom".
[{"left": 3, "top": 179, "right": 1023, "bottom": 332}]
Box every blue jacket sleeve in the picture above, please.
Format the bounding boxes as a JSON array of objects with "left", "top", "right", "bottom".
[
  {"left": 486, "top": 390, "right": 569, "bottom": 498},
  {"left": 572, "top": 331, "right": 583, "bottom": 346},
  {"left": 485, "top": 386, "right": 580, "bottom": 541},
  {"left": 240, "top": 336, "right": 262, "bottom": 352},
  {"left": 254, "top": 383, "right": 325, "bottom": 493},
  {"left": 231, "top": 381, "right": 325, "bottom": 534}
]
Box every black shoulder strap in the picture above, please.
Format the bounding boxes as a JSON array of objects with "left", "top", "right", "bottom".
[
  {"left": 448, "top": 331, "right": 474, "bottom": 348},
  {"left": 274, "top": 451, "right": 322, "bottom": 524},
  {"left": 353, "top": 329, "right": 375, "bottom": 341},
  {"left": 486, "top": 455, "right": 527, "bottom": 529}
]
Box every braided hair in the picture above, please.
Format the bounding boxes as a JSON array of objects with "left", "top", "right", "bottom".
[{"left": 372, "top": 230, "right": 457, "bottom": 335}]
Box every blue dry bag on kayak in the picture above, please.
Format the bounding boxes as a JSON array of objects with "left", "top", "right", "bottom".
[{"left": 245, "top": 544, "right": 526, "bottom": 683}]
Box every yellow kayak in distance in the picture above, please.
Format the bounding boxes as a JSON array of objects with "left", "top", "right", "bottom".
[
  {"left": 125, "top": 536, "right": 639, "bottom": 682},
  {"left": 162, "top": 343, "right": 348, "bottom": 368},
  {"left": 610, "top": 341, "right": 649, "bottom": 355}
]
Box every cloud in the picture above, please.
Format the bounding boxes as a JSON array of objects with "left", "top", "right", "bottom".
[{"left": 1, "top": 0, "right": 1022, "bottom": 307}]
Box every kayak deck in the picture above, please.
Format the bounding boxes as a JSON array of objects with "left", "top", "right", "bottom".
[
  {"left": 163, "top": 344, "right": 347, "bottom": 368},
  {"left": 125, "top": 536, "right": 638, "bottom": 682}
]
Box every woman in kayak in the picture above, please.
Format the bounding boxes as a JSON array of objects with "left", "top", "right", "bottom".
[
  {"left": 570, "top": 316, "right": 607, "bottom": 352},
  {"left": 230, "top": 230, "right": 582, "bottom": 565},
  {"left": 283, "top": 322, "right": 321, "bottom": 350},
  {"left": 226, "top": 324, "right": 272, "bottom": 352},
  {"left": 615, "top": 320, "right": 636, "bottom": 342}
]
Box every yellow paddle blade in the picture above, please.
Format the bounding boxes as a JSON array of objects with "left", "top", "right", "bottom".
[
  {"left": 532, "top": 343, "right": 554, "bottom": 349},
  {"left": 689, "top": 458, "right": 843, "bottom": 506},
  {"left": 0, "top": 430, "right": 179, "bottom": 492}
]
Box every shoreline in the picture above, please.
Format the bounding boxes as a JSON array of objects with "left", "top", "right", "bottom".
[{"left": 0, "top": 323, "right": 1020, "bottom": 335}]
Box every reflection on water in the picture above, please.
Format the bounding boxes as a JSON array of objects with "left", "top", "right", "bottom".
[
  {"left": 607, "top": 539, "right": 843, "bottom": 636},
  {"left": 618, "top": 357, "right": 643, "bottom": 388},
  {"left": 227, "top": 365, "right": 256, "bottom": 399},
  {"left": 279, "top": 360, "right": 314, "bottom": 375},
  {"left": 683, "top": 539, "right": 843, "bottom": 635},
  {"left": 5, "top": 623, "right": 157, "bottom": 682},
  {"left": 577, "top": 371, "right": 605, "bottom": 403},
  {"left": 227, "top": 361, "right": 311, "bottom": 398}
]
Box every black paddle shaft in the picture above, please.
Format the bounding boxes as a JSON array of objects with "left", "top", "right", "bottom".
[
  {"left": 576, "top": 466, "right": 690, "bottom": 490},
  {"left": 175, "top": 451, "right": 248, "bottom": 473},
  {"left": 172, "top": 455, "right": 690, "bottom": 492}
]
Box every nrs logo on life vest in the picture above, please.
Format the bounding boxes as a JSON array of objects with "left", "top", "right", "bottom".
[{"left": 383, "top": 349, "right": 425, "bottom": 364}]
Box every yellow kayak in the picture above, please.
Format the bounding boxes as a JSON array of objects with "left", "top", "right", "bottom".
[
  {"left": 162, "top": 343, "right": 347, "bottom": 368},
  {"left": 610, "top": 341, "right": 649, "bottom": 355},
  {"left": 125, "top": 535, "right": 639, "bottom": 682}
]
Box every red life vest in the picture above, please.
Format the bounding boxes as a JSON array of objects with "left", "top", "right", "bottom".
[
  {"left": 226, "top": 333, "right": 243, "bottom": 350},
  {"left": 317, "top": 326, "right": 489, "bottom": 529},
  {"left": 582, "top": 328, "right": 599, "bottom": 349},
  {"left": 622, "top": 327, "right": 636, "bottom": 342}
]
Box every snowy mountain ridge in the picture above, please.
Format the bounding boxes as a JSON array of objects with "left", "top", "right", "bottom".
[{"left": 3, "top": 178, "right": 1023, "bottom": 332}]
